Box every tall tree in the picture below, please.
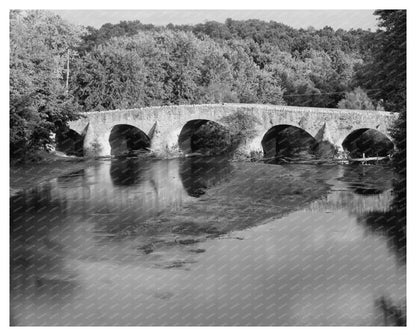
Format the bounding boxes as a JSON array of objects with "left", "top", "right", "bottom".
[
  {"left": 71, "top": 37, "right": 148, "bottom": 110},
  {"left": 364, "top": 10, "right": 406, "bottom": 174},
  {"left": 10, "top": 10, "right": 84, "bottom": 159},
  {"left": 358, "top": 10, "right": 406, "bottom": 112}
]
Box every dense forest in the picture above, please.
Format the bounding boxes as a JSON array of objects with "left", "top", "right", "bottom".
[{"left": 10, "top": 10, "right": 406, "bottom": 160}]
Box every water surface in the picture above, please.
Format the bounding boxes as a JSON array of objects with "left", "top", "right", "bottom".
[{"left": 10, "top": 157, "right": 406, "bottom": 325}]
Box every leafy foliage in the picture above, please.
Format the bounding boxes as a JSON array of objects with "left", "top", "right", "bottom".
[
  {"left": 390, "top": 111, "right": 406, "bottom": 174},
  {"left": 191, "top": 122, "right": 232, "bottom": 155},
  {"left": 191, "top": 112, "right": 261, "bottom": 156},
  {"left": 355, "top": 10, "right": 406, "bottom": 112},
  {"left": 356, "top": 10, "right": 406, "bottom": 173},
  {"left": 71, "top": 31, "right": 286, "bottom": 111},
  {"left": 71, "top": 17, "right": 379, "bottom": 111},
  {"left": 220, "top": 111, "right": 260, "bottom": 144},
  {"left": 10, "top": 10, "right": 84, "bottom": 160},
  {"left": 10, "top": 10, "right": 406, "bottom": 161},
  {"left": 337, "top": 87, "right": 375, "bottom": 110}
]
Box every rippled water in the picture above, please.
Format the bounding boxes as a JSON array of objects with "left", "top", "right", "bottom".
[{"left": 10, "top": 157, "right": 406, "bottom": 326}]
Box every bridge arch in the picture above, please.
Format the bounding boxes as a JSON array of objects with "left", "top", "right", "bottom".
[
  {"left": 56, "top": 128, "right": 84, "bottom": 157},
  {"left": 109, "top": 124, "right": 150, "bottom": 157},
  {"left": 178, "top": 119, "right": 231, "bottom": 155},
  {"left": 261, "top": 124, "right": 319, "bottom": 159},
  {"left": 68, "top": 104, "right": 399, "bottom": 158},
  {"left": 342, "top": 128, "right": 394, "bottom": 158}
]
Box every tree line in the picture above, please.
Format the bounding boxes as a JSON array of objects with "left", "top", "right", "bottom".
[{"left": 10, "top": 10, "right": 406, "bottom": 160}]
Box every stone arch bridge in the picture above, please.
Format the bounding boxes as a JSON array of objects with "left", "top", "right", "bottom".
[{"left": 66, "top": 103, "right": 398, "bottom": 158}]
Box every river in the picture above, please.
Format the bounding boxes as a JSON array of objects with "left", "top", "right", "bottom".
[{"left": 10, "top": 157, "right": 406, "bottom": 326}]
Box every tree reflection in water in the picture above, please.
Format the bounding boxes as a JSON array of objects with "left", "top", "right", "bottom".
[
  {"left": 179, "top": 156, "right": 234, "bottom": 197},
  {"left": 10, "top": 158, "right": 406, "bottom": 326},
  {"left": 359, "top": 176, "right": 406, "bottom": 326},
  {"left": 339, "top": 165, "right": 394, "bottom": 196},
  {"left": 359, "top": 178, "right": 406, "bottom": 265},
  {"left": 10, "top": 185, "right": 80, "bottom": 326},
  {"left": 375, "top": 296, "right": 406, "bottom": 326}
]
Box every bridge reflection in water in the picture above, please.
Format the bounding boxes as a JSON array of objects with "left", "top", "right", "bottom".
[{"left": 10, "top": 158, "right": 405, "bottom": 325}]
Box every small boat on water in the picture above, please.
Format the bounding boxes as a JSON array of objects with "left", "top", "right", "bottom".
[
  {"left": 347, "top": 155, "right": 391, "bottom": 165},
  {"left": 262, "top": 154, "right": 392, "bottom": 165}
]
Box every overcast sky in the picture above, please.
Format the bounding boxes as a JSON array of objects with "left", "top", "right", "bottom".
[{"left": 52, "top": 10, "right": 379, "bottom": 30}]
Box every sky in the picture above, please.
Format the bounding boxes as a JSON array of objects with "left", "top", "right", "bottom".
[{"left": 52, "top": 10, "right": 379, "bottom": 31}]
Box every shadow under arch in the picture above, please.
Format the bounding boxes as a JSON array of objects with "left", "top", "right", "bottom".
[
  {"left": 56, "top": 128, "right": 84, "bottom": 156},
  {"left": 342, "top": 128, "right": 394, "bottom": 158},
  {"left": 109, "top": 124, "right": 150, "bottom": 157},
  {"left": 178, "top": 119, "right": 232, "bottom": 155},
  {"left": 261, "top": 124, "right": 319, "bottom": 159}
]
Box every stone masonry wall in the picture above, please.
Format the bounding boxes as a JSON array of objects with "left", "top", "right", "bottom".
[{"left": 68, "top": 104, "right": 399, "bottom": 157}]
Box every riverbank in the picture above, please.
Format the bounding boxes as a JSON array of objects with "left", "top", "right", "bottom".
[{"left": 10, "top": 153, "right": 98, "bottom": 197}]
